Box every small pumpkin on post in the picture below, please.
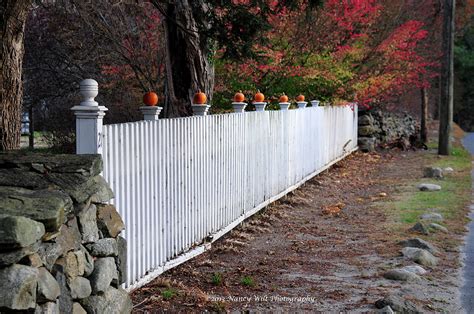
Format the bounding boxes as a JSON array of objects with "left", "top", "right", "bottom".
[
  {"left": 296, "top": 94, "right": 308, "bottom": 109},
  {"left": 232, "top": 90, "right": 247, "bottom": 113},
  {"left": 191, "top": 90, "right": 210, "bottom": 116},
  {"left": 140, "top": 91, "right": 162, "bottom": 121},
  {"left": 279, "top": 93, "right": 290, "bottom": 111},
  {"left": 253, "top": 90, "right": 267, "bottom": 112}
]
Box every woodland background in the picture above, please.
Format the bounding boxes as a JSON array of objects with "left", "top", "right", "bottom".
[{"left": 20, "top": 0, "right": 474, "bottom": 151}]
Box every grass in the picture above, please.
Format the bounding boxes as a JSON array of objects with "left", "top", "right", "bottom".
[
  {"left": 161, "top": 288, "right": 176, "bottom": 300},
  {"left": 211, "top": 272, "right": 223, "bottom": 286},
  {"left": 240, "top": 276, "right": 255, "bottom": 287},
  {"left": 386, "top": 141, "right": 472, "bottom": 236}
]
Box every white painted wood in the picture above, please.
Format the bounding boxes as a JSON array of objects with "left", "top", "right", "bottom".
[{"left": 98, "top": 105, "right": 358, "bottom": 289}]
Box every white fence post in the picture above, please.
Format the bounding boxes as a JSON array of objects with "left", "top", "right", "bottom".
[
  {"left": 279, "top": 102, "right": 290, "bottom": 110},
  {"left": 253, "top": 102, "right": 267, "bottom": 111},
  {"left": 140, "top": 106, "right": 162, "bottom": 121},
  {"left": 296, "top": 101, "right": 308, "bottom": 109},
  {"left": 232, "top": 102, "right": 247, "bottom": 113},
  {"left": 71, "top": 79, "right": 108, "bottom": 154}
]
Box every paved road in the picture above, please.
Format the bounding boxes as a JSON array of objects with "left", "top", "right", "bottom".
[{"left": 461, "top": 133, "right": 474, "bottom": 314}]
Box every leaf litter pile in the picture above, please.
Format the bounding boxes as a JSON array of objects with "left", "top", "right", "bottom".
[{"left": 131, "top": 150, "right": 463, "bottom": 312}]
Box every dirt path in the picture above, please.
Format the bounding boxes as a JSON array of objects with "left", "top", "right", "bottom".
[{"left": 131, "top": 149, "right": 465, "bottom": 312}]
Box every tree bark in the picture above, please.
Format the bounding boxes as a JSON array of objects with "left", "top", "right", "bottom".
[
  {"left": 420, "top": 87, "right": 429, "bottom": 143},
  {"left": 0, "top": 0, "right": 32, "bottom": 151},
  {"left": 438, "top": 0, "right": 455, "bottom": 155},
  {"left": 155, "top": 0, "right": 215, "bottom": 117},
  {"left": 28, "top": 105, "right": 34, "bottom": 149}
]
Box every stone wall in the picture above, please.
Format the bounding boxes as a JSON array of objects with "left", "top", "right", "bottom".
[
  {"left": 0, "top": 153, "right": 132, "bottom": 313},
  {"left": 358, "top": 109, "right": 420, "bottom": 152}
]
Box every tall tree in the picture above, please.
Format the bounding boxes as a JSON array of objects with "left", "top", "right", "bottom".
[
  {"left": 0, "top": 0, "right": 32, "bottom": 151},
  {"left": 150, "top": 0, "right": 321, "bottom": 117},
  {"left": 439, "top": 0, "right": 456, "bottom": 155}
]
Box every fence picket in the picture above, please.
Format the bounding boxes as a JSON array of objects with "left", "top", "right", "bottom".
[{"left": 101, "top": 106, "right": 358, "bottom": 289}]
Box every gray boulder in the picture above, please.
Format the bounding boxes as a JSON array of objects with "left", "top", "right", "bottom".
[
  {"left": 37, "top": 242, "right": 63, "bottom": 271},
  {"left": 88, "top": 257, "right": 118, "bottom": 294},
  {"left": 402, "top": 247, "right": 438, "bottom": 267},
  {"left": 409, "top": 222, "right": 429, "bottom": 235},
  {"left": 0, "top": 186, "right": 72, "bottom": 232},
  {"left": 115, "top": 236, "right": 127, "bottom": 285},
  {"left": 428, "top": 223, "right": 448, "bottom": 233},
  {"left": 402, "top": 265, "right": 427, "bottom": 275},
  {"left": 77, "top": 204, "right": 99, "bottom": 243},
  {"left": 86, "top": 238, "right": 118, "bottom": 257},
  {"left": 0, "top": 168, "right": 50, "bottom": 189},
  {"left": 0, "top": 242, "right": 40, "bottom": 267},
  {"left": 80, "top": 286, "right": 132, "bottom": 314},
  {"left": 35, "top": 301, "right": 59, "bottom": 314},
  {"left": 398, "top": 238, "right": 438, "bottom": 254},
  {"left": 69, "top": 276, "right": 92, "bottom": 300},
  {"left": 420, "top": 213, "right": 444, "bottom": 221},
  {"left": 52, "top": 264, "right": 73, "bottom": 313},
  {"left": 0, "top": 264, "right": 38, "bottom": 310},
  {"left": 0, "top": 214, "right": 45, "bottom": 249},
  {"left": 37, "top": 267, "right": 61, "bottom": 302},
  {"left": 376, "top": 306, "right": 394, "bottom": 314},
  {"left": 89, "top": 176, "right": 114, "bottom": 204},
  {"left": 358, "top": 137, "right": 376, "bottom": 152},
  {"left": 79, "top": 245, "right": 94, "bottom": 276},
  {"left": 375, "top": 294, "right": 422, "bottom": 313},
  {"left": 417, "top": 183, "right": 441, "bottom": 191},
  {"left": 423, "top": 167, "right": 443, "bottom": 179},
  {"left": 72, "top": 302, "right": 87, "bottom": 314},
  {"left": 0, "top": 153, "right": 102, "bottom": 177},
  {"left": 383, "top": 268, "right": 421, "bottom": 282}
]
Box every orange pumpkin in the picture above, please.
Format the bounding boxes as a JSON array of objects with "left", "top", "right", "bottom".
[
  {"left": 193, "top": 90, "right": 207, "bottom": 105},
  {"left": 233, "top": 90, "right": 245, "bottom": 102},
  {"left": 279, "top": 93, "right": 289, "bottom": 103},
  {"left": 143, "top": 92, "right": 158, "bottom": 106},
  {"left": 296, "top": 94, "right": 305, "bottom": 102},
  {"left": 254, "top": 90, "right": 265, "bottom": 102}
]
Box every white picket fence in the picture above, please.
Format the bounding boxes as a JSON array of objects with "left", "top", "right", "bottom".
[{"left": 72, "top": 80, "right": 358, "bottom": 290}]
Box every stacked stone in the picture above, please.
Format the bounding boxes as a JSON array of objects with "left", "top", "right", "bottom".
[
  {"left": 0, "top": 153, "right": 132, "bottom": 313},
  {"left": 358, "top": 109, "right": 420, "bottom": 152}
]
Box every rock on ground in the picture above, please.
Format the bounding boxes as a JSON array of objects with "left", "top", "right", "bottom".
[
  {"left": 409, "top": 222, "right": 429, "bottom": 235},
  {"left": 398, "top": 238, "right": 439, "bottom": 254},
  {"left": 423, "top": 167, "right": 443, "bottom": 179},
  {"left": 417, "top": 183, "right": 441, "bottom": 192},
  {"left": 77, "top": 204, "right": 99, "bottom": 244},
  {"left": 96, "top": 204, "right": 125, "bottom": 238},
  {"left": 420, "top": 213, "right": 444, "bottom": 221},
  {"left": 402, "top": 247, "right": 438, "bottom": 267},
  {"left": 375, "top": 294, "right": 422, "bottom": 313},
  {"left": 383, "top": 268, "right": 421, "bottom": 282},
  {"left": 428, "top": 223, "right": 448, "bottom": 233},
  {"left": 401, "top": 265, "right": 427, "bottom": 275}
]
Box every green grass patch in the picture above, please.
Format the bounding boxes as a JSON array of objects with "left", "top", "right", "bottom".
[
  {"left": 240, "top": 276, "right": 255, "bottom": 287},
  {"left": 161, "top": 288, "right": 177, "bottom": 300},
  {"left": 211, "top": 272, "right": 223, "bottom": 286},
  {"left": 387, "top": 141, "right": 472, "bottom": 236}
]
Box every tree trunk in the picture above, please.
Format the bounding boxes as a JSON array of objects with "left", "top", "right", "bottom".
[
  {"left": 0, "top": 0, "right": 32, "bottom": 151},
  {"left": 28, "top": 105, "right": 34, "bottom": 149},
  {"left": 438, "top": 0, "right": 455, "bottom": 155},
  {"left": 420, "top": 87, "right": 429, "bottom": 143},
  {"left": 159, "top": 0, "right": 214, "bottom": 118}
]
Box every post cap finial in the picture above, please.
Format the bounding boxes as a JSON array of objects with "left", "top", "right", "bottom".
[{"left": 80, "top": 79, "right": 99, "bottom": 106}]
